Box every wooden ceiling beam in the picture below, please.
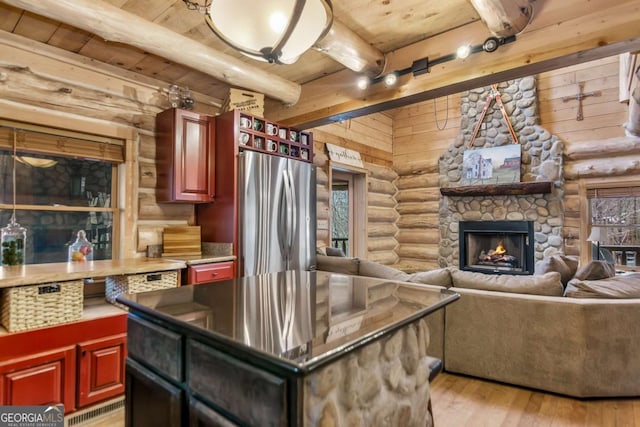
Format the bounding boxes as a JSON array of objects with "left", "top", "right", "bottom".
[
  {"left": 0, "top": 0, "right": 302, "bottom": 105},
  {"left": 314, "top": 18, "right": 386, "bottom": 78},
  {"left": 267, "top": 0, "right": 640, "bottom": 128},
  {"left": 469, "top": 0, "right": 533, "bottom": 37}
]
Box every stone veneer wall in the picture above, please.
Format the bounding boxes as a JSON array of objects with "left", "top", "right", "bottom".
[
  {"left": 438, "top": 77, "right": 565, "bottom": 268},
  {"left": 304, "top": 318, "right": 433, "bottom": 427}
]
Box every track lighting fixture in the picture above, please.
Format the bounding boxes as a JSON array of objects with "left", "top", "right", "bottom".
[
  {"left": 383, "top": 72, "right": 398, "bottom": 87},
  {"left": 355, "top": 35, "right": 516, "bottom": 89}
]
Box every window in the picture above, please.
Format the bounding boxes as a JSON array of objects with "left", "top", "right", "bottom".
[
  {"left": 329, "top": 165, "right": 367, "bottom": 258},
  {"left": 587, "top": 185, "right": 640, "bottom": 268},
  {"left": 0, "top": 123, "right": 123, "bottom": 264},
  {"left": 331, "top": 174, "right": 351, "bottom": 255}
]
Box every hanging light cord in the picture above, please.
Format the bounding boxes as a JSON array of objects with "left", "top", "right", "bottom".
[
  {"left": 434, "top": 95, "right": 449, "bottom": 130},
  {"left": 11, "top": 130, "right": 17, "bottom": 223}
]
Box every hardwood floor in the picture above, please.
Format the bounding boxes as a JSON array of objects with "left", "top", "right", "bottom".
[
  {"left": 77, "top": 373, "right": 640, "bottom": 426},
  {"left": 431, "top": 373, "right": 640, "bottom": 426}
]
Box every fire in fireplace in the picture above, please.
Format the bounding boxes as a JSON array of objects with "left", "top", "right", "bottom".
[{"left": 459, "top": 220, "right": 535, "bottom": 275}]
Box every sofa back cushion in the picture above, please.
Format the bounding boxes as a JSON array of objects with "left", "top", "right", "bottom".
[
  {"left": 535, "top": 255, "right": 579, "bottom": 287},
  {"left": 408, "top": 268, "right": 453, "bottom": 288},
  {"left": 358, "top": 259, "right": 410, "bottom": 282},
  {"left": 450, "top": 269, "right": 564, "bottom": 296},
  {"left": 316, "top": 254, "right": 359, "bottom": 275},
  {"left": 564, "top": 273, "right": 640, "bottom": 298},
  {"left": 573, "top": 260, "right": 616, "bottom": 281}
]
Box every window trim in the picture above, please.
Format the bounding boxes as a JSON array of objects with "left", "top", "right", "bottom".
[
  {"left": 579, "top": 177, "right": 640, "bottom": 266},
  {"left": 0, "top": 122, "right": 124, "bottom": 262}
]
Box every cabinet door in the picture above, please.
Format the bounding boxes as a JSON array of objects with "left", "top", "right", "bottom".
[
  {"left": 157, "top": 108, "right": 216, "bottom": 203},
  {"left": 187, "top": 261, "right": 235, "bottom": 285},
  {"left": 126, "top": 358, "right": 184, "bottom": 427},
  {"left": 77, "top": 333, "right": 127, "bottom": 408},
  {"left": 0, "top": 346, "right": 76, "bottom": 413},
  {"left": 189, "top": 396, "right": 239, "bottom": 427}
]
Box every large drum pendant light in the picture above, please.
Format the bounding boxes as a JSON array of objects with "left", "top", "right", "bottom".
[{"left": 204, "top": 0, "right": 333, "bottom": 64}]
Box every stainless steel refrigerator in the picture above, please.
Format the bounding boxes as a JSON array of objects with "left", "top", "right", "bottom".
[{"left": 238, "top": 150, "right": 316, "bottom": 276}]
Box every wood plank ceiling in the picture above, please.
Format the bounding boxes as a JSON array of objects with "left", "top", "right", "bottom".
[{"left": 0, "top": 0, "right": 480, "bottom": 106}]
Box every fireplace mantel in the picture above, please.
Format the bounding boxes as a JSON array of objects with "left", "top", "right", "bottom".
[{"left": 440, "top": 181, "right": 553, "bottom": 197}]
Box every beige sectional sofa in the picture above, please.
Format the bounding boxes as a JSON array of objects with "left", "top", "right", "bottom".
[{"left": 316, "top": 254, "right": 640, "bottom": 398}]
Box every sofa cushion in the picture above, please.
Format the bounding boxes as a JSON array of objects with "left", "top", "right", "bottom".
[
  {"left": 535, "top": 255, "right": 579, "bottom": 287},
  {"left": 573, "top": 260, "right": 616, "bottom": 281},
  {"left": 316, "top": 254, "right": 359, "bottom": 275},
  {"left": 408, "top": 268, "right": 453, "bottom": 288},
  {"left": 564, "top": 273, "right": 640, "bottom": 298},
  {"left": 358, "top": 259, "right": 410, "bottom": 282},
  {"left": 450, "top": 269, "right": 564, "bottom": 296}
]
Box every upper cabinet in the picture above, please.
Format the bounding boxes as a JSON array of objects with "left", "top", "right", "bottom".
[{"left": 156, "top": 108, "right": 216, "bottom": 203}]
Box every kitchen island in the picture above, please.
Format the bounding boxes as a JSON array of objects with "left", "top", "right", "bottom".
[{"left": 117, "top": 270, "right": 458, "bottom": 427}]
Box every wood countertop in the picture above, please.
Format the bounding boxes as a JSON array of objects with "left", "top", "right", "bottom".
[{"left": 0, "top": 258, "right": 186, "bottom": 289}]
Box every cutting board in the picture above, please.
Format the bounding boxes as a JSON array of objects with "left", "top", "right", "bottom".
[{"left": 162, "top": 226, "right": 202, "bottom": 257}]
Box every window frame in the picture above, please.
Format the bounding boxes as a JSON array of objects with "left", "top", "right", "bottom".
[
  {"left": 580, "top": 177, "right": 640, "bottom": 268},
  {"left": 0, "top": 121, "right": 125, "bottom": 263}
]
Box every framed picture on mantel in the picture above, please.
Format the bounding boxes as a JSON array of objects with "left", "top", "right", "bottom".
[{"left": 462, "top": 145, "right": 521, "bottom": 186}]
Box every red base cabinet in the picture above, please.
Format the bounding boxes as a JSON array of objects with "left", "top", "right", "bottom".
[
  {"left": 77, "top": 334, "right": 127, "bottom": 407},
  {"left": 0, "top": 346, "right": 76, "bottom": 412},
  {"left": 0, "top": 313, "right": 127, "bottom": 414},
  {"left": 186, "top": 261, "right": 235, "bottom": 285}
]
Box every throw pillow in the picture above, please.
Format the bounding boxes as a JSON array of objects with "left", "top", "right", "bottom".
[
  {"left": 316, "top": 254, "right": 359, "bottom": 275},
  {"left": 316, "top": 246, "right": 327, "bottom": 256},
  {"left": 535, "top": 255, "right": 579, "bottom": 287},
  {"left": 408, "top": 268, "right": 453, "bottom": 288},
  {"left": 358, "top": 259, "right": 410, "bottom": 282},
  {"left": 573, "top": 260, "right": 616, "bottom": 281},
  {"left": 564, "top": 273, "right": 640, "bottom": 298},
  {"left": 450, "top": 269, "right": 564, "bottom": 296},
  {"left": 326, "top": 247, "right": 346, "bottom": 257}
]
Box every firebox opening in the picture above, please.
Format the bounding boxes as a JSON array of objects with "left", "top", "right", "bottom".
[{"left": 459, "top": 220, "right": 535, "bottom": 275}]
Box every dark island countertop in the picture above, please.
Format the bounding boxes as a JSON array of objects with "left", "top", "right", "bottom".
[{"left": 117, "top": 270, "right": 458, "bottom": 373}]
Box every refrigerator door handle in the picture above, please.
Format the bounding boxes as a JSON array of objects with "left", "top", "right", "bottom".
[
  {"left": 283, "top": 169, "right": 295, "bottom": 266},
  {"left": 278, "top": 170, "right": 289, "bottom": 262}
]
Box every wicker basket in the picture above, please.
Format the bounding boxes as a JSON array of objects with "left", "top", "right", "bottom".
[
  {"left": 106, "top": 271, "right": 178, "bottom": 304},
  {"left": 1, "top": 280, "right": 83, "bottom": 333}
]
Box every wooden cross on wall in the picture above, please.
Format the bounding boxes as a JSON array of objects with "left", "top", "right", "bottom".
[{"left": 562, "top": 82, "right": 601, "bottom": 121}]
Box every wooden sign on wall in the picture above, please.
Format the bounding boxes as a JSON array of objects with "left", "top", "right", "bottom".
[{"left": 325, "top": 143, "right": 364, "bottom": 168}]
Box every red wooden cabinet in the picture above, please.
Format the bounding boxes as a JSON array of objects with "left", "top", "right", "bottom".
[
  {"left": 0, "top": 346, "right": 76, "bottom": 413},
  {"left": 187, "top": 261, "right": 235, "bottom": 285},
  {"left": 77, "top": 333, "right": 127, "bottom": 407},
  {"left": 0, "top": 312, "right": 127, "bottom": 414},
  {"left": 156, "top": 108, "right": 216, "bottom": 203}
]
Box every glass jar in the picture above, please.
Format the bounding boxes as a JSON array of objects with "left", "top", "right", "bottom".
[
  {"left": 69, "top": 230, "right": 93, "bottom": 262},
  {"left": 1, "top": 217, "right": 27, "bottom": 266},
  {"left": 168, "top": 84, "right": 181, "bottom": 108}
]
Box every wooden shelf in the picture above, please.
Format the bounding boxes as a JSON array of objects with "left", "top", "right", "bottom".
[{"left": 440, "top": 181, "right": 553, "bottom": 197}]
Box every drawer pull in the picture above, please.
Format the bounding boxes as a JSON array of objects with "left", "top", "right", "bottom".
[{"left": 211, "top": 272, "right": 218, "bottom": 277}]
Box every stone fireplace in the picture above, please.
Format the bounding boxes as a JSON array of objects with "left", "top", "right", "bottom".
[
  {"left": 459, "top": 220, "right": 535, "bottom": 275},
  {"left": 438, "top": 77, "right": 565, "bottom": 269}
]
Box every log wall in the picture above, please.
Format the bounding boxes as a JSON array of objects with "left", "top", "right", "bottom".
[
  {"left": 311, "top": 115, "right": 398, "bottom": 264},
  {"left": 392, "top": 55, "right": 631, "bottom": 269},
  {"left": 0, "top": 32, "right": 219, "bottom": 257}
]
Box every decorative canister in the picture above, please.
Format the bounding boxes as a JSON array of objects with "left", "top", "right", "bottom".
[
  {"left": 1, "top": 216, "right": 26, "bottom": 266},
  {"left": 68, "top": 230, "right": 93, "bottom": 262}
]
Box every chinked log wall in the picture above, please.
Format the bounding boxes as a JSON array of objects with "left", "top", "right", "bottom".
[
  {"left": 311, "top": 115, "right": 399, "bottom": 264},
  {"left": 0, "top": 32, "right": 220, "bottom": 257}
]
